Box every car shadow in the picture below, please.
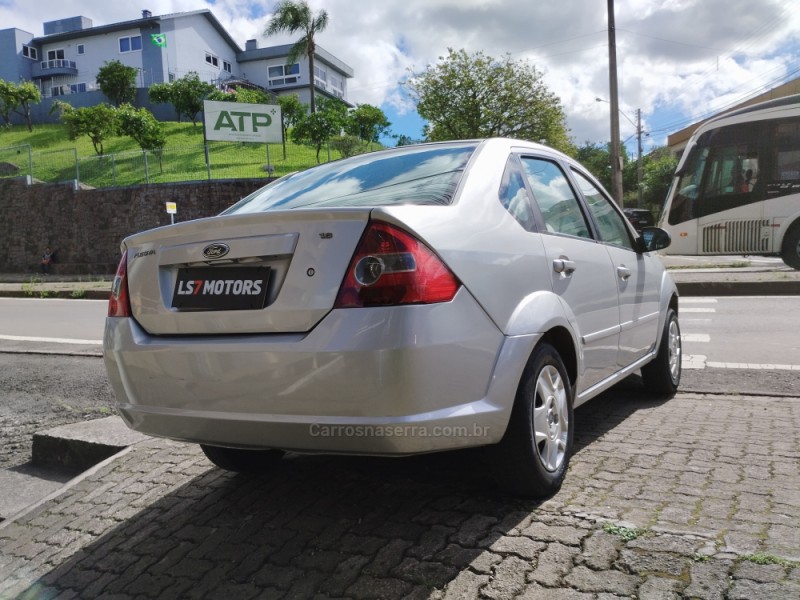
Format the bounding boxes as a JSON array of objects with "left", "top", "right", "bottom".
[{"left": 12, "top": 377, "right": 668, "bottom": 598}]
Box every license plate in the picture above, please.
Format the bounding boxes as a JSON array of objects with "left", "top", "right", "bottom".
[{"left": 172, "top": 267, "right": 270, "bottom": 310}]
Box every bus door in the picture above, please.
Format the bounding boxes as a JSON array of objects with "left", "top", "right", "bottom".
[
  {"left": 665, "top": 146, "right": 706, "bottom": 255},
  {"left": 694, "top": 139, "right": 766, "bottom": 255}
]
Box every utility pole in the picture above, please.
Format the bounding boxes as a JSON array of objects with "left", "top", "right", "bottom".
[
  {"left": 636, "top": 108, "right": 643, "bottom": 207},
  {"left": 607, "top": 0, "right": 623, "bottom": 206}
]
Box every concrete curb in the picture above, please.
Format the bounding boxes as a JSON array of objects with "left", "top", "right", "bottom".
[
  {"left": 0, "top": 289, "right": 110, "bottom": 300},
  {"left": 675, "top": 279, "right": 800, "bottom": 296},
  {"left": 31, "top": 416, "right": 150, "bottom": 472}
]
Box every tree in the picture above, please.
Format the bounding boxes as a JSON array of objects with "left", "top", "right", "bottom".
[
  {"left": 330, "top": 135, "right": 364, "bottom": 158},
  {"left": 345, "top": 104, "right": 390, "bottom": 149},
  {"left": 96, "top": 60, "right": 138, "bottom": 106},
  {"left": 0, "top": 80, "right": 42, "bottom": 132},
  {"left": 291, "top": 97, "right": 347, "bottom": 163},
  {"left": 264, "top": 0, "right": 328, "bottom": 113},
  {"left": 149, "top": 72, "right": 215, "bottom": 126},
  {"left": 575, "top": 141, "right": 632, "bottom": 194},
  {"left": 53, "top": 102, "right": 117, "bottom": 155},
  {"left": 641, "top": 147, "right": 678, "bottom": 216},
  {"left": 277, "top": 94, "right": 306, "bottom": 158},
  {"left": 116, "top": 104, "right": 166, "bottom": 152},
  {"left": 206, "top": 87, "right": 272, "bottom": 105},
  {"left": 407, "top": 48, "right": 573, "bottom": 153}
]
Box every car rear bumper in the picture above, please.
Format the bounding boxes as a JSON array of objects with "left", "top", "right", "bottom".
[{"left": 103, "top": 290, "right": 537, "bottom": 454}]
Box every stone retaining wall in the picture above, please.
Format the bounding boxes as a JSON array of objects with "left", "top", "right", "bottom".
[{"left": 0, "top": 178, "right": 269, "bottom": 274}]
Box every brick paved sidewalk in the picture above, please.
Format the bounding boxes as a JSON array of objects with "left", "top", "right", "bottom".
[{"left": 1, "top": 392, "right": 799, "bottom": 599}]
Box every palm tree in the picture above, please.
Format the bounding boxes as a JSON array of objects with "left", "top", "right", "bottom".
[{"left": 264, "top": 0, "right": 329, "bottom": 113}]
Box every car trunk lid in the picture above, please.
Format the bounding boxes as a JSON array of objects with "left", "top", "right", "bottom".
[{"left": 122, "top": 209, "right": 370, "bottom": 335}]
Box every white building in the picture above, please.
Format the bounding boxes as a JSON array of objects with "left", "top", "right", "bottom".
[{"left": 0, "top": 9, "right": 353, "bottom": 121}]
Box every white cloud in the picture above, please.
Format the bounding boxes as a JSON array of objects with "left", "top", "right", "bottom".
[{"left": 3, "top": 0, "right": 799, "bottom": 148}]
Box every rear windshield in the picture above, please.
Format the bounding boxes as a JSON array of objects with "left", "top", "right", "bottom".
[{"left": 222, "top": 143, "right": 478, "bottom": 214}]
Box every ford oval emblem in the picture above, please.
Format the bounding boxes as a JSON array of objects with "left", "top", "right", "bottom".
[{"left": 202, "top": 242, "right": 230, "bottom": 260}]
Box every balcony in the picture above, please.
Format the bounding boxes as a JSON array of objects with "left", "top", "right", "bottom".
[{"left": 32, "top": 59, "right": 78, "bottom": 78}]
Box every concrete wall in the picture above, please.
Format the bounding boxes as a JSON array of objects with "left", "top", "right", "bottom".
[{"left": 0, "top": 178, "right": 268, "bottom": 274}]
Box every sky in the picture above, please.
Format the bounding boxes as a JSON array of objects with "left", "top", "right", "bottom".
[{"left": 3, "top": 0, "right": 799, "bottom": 153}]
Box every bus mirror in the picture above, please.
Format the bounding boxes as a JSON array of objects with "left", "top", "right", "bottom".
[{"left": 639, "top": 226, "right": 672, "bottom": 253}]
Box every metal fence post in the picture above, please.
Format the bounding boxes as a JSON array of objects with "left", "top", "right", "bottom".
[
  {"left": 73, "top": 148, "right": 79, "bottom": 186},
  {"left": 205, "top": 144, "right": 211, "bottom": 180},
  {"left": 143, "top": 150, "right": 149, "bottom": 184},
  {"left": 112, "top": 154, "right": 116, "bottom": 188},
  {"left": 26, "top": 144, "right": 32, "bottom": 181}
]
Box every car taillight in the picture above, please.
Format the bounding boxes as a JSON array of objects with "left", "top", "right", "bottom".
[
  {"left": 334, "top": 221, "right": 460, "bottom": 308},
  {"left": 108, "top": 251, "right": 131, "bottom": 317}
]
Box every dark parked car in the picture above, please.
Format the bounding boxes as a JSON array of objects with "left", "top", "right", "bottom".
[{"left": 623, "top": 208, "right": 656, "bottom": 232}]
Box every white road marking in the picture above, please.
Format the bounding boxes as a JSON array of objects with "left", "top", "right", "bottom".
[
  {"left": 682, "top": 333, "right": 710, "bottom": 343},
  {"left": 680, "top": 298, "right": 718, "bottom": 303},
  {"left": 706, "top": 362, "right": 800, "bottom": 371},
  {"left": 682, "top": 308, "right": 716, "bottom": 313},
  {"left": 0, "top": 334, "right": 102, "bottom": 345}
]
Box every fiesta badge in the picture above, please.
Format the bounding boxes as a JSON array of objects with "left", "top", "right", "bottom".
[{"left": 202, "top": 242, "right": 230, "bottom": 260}]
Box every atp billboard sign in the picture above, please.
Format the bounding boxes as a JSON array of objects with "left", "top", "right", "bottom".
[{"left": 203, "top": 100, "right": 282, "bottom": 143}]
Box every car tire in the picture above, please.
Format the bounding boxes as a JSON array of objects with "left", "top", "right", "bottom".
[
  {"left": 200, "top": 444, "right": 285, "bottom": 473},
  {"left": 492, "top": 343, "right": 574, "bottom": 498},
  {"left": 641, "top": 308, "right": 681, "bottom": 396},
  {"left": 780, "top": 223, "right": 800, "bottom": 270}
]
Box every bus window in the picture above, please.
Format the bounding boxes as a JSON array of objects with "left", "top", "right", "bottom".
[
  {"left": 768, "top": 121, "right": 800, "bottom": 197},
  {"left": 668, "top": 147, "right": 707, "bottom": 225},
  {"left": 692, "top": 123, "right": 760, "bottom": 218}
]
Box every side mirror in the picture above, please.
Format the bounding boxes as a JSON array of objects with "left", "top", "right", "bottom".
[{"left": 638, "top": 226, "right": 672, "bottom": 253}]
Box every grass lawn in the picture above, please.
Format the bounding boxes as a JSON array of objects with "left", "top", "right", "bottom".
[{"left": 0, "top": 122, "right": 365, "bottom": 188}]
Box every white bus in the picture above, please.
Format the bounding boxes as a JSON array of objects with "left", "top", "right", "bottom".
[{"left": 659, "top": 95, "right": 800, "bottom": 269}]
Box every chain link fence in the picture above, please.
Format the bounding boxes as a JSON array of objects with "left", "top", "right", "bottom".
[{"left": 0, "top": 141, "right": 341, "bottom": 188}]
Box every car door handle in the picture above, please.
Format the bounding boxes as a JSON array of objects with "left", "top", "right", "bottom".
[
  {"left": 553, "top": 258, "right": 577, "bottom": 275},
  {"left": 617, "top": 265, "right": 632, "bottom": 280}
]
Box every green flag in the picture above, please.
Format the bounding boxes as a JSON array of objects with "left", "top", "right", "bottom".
[{"left": 151, "top": 34, "right": 166, "bottom": 48}]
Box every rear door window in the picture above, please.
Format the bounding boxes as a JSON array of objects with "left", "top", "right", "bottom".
[
  {"left": 572, "top": 169, "right": 635, "bottom": 250},
  {"left": 520, "top": 157, "right": 591, "bottom": 239}
]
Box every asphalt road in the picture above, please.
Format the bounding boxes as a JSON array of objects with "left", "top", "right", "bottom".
[{"left": 1, "top": 296, "right": 799, "bottom": 598}]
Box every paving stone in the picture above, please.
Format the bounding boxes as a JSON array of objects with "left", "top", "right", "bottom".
[
  {"left": 527, "top": 543, "right": 578, "bottom": 587},
  {"left": 391, "top": 557, "right": 459, "bottom": 588},
  {"left": 636, "top": 575, "right": 684, "bottom": 599},
  {"left": 486, "top": 535, "right": 546, "bottom": 560},
  {"left": 363, "top": 539, "right": 413, "bottom": 577},
  {"left": 481, "top": 555, "right": 529, "bottom": 599},
  {"left": 618, "top": 548, "right": 691, "bottom": 577},
  {"left": 518, "top": 583, "right": 594, "bottom": 599},
  {"left": 577, "top": 530, "right": 621, "bottom": 570},
  {"left": 732, "top": 560, "right": 788, "bottom": 583},
  {"left": 728, "top": 579, "right": 800, "bottom": 600},
  {"left": 564, "top": 565, "right": 640, "bottom": 596},
  {"left": 683, "top": 561, "right": 732, "bottom": 600},
  {"left": 439, "top": 569, "right": 490, "bottom": 599},
  {"left": 345, "top": 575, "right": 414, "bottom": 599}
]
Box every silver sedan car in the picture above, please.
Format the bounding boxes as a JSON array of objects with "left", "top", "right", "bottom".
[{"left": 104, "top": 138, "right": 681, "bottom": 497}]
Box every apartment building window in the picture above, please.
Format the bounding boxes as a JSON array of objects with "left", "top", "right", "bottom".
[
  {"left": 269, "top": 63, "right": 300, "bottom": 86},
  {"left": 51, "top": 85, "right": 68, "bottom": 97},
  {"left": 70, "top": 83, "right": 87, "bottom": 94},
  {"left": 77, "top": 44, "right": 85, "bottom": 55},
  {"left": 119, "top": 35, "right": 142, "bottom": 53},
  {"left": 223, "top": 60, "right": 232, "bottom": 73},
  {"left": 330, "top": 74, "right": 344, "bottom": 99},
  {"left": 48, "top": 49, "right": 65, "bottom": 61},
  {"left": 314, "top": 64, "right": 327, "bottom": 88},
  {"left": 205, "top": 52, "right": 219, "bottom": 67},
  {"left": 22, "top": 45, "right": 38, "bottom": 60}
]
